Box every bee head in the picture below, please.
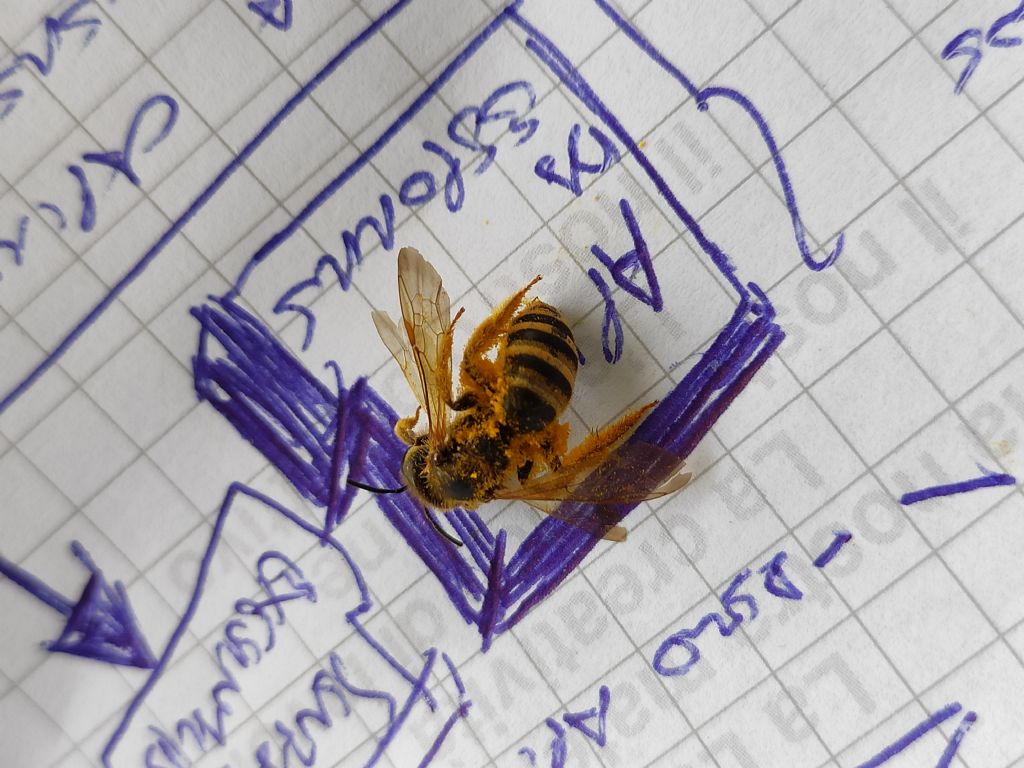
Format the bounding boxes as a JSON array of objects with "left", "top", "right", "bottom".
[
  {"left": 401, "top": 439, "right": 447, "bottom": 508},
  {"left": 401, "top": 438, "right": 477, "bottom": 506}
]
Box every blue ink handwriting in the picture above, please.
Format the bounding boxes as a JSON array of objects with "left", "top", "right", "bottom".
[
  {"left": 519, "top": 687, "right": 610, "bottom": 767},
  {"left": 273, "top": 79, "right": 538, "bottom": 351},
  {"left": 534, "top": 122, "right": 619, "bottom": 196},
  {"left": 812, "top": 529, "right": 852, "bottom": 568},
  {"left": 0, "top": 93, "right": 178, "bottom": 282},
  {"left": 0, "top": 0, "right": 101, "bottom": 120},
  {"left": 654, "top": 541, "right": 849, "bottom": 677},
  {"left": 586, "top": 197, "right": 662, "bottom": 363},
  {"left": 248, "top": 0, "right": 294, "bottom": 31},
  {"left": 942, "top": 1, "right": 1024, "bottom": 94},
  {"left": 104, "top": 482, "right": 468, "bottom": 768}
]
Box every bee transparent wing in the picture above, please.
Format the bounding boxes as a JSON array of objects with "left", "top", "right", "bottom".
[
  {"left": 520, "top": 498, "right": 629, "bottom": 542},
  {"left": 372, "top": 308, "right": 428, "bottom": 412},
  {"left": 395, "top": 247, "right": 454, "bottom": 444},
  {"left": 494, "top": 443, "right": 691, "bottom": 540}
]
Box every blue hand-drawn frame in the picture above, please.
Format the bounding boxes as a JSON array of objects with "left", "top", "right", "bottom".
[
  {"left": 193, "top": 0, "right": 810, "bottom": 653},
  {"left": 2, "top": 0, "right": 831, "bottom": 660}
]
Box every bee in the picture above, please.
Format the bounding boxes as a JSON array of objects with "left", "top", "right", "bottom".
[{"left": 369, "top": 247, "right": 690, "bottom": 545}]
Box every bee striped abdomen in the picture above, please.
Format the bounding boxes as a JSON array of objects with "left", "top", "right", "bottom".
[{"left": 503, "top": 302, "right": 578, "bottom": 432}]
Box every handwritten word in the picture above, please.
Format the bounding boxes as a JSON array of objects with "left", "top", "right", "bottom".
[
  {"left": 942, "top": 1, "right": 1024, "bottom": 94},
  {"left": 586, "top": 197, "right": 662, "bottom": 363},
  {"left": 518, "top": 687, "right": 610, "bottom": 767},
  {"left": 273, "top": 79, "right": 538, "bottom": 350},
  {"left": 653, "top": 536, "right": 850, "bottom": 677},
  {"left": 530, "top": 120, "right": 669, "bottom": 364},
  {"left": 899, "top": 467, "right": 1015, "bottom": 505},
  {"left": 248, "top": 0, "right": 293, "bottom": 31},
  {"left": 0, "top": 0, "right": 101, "bottom": 120},
  {"left": 855, "top": 702, "right": 977, "bottom": 768},
  {"left": 105, "top": 482, "right": 469, "bottom": 767},
  {"left": 141, "top": 551, "right": 318, "bottom": 765},
  {"left": 0, "top": 94, "right": 178, "bottom": 282}
]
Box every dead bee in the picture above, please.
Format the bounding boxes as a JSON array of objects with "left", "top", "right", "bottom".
[{"left": 368, "top": 247, "right": 690, "bottom": 545}]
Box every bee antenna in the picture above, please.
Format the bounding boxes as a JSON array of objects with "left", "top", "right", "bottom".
[
  {"left": 347, "top": 479, "right": 407, "bottom": 494},
  {"left": 422, "top": 506, "right": 464, "bottom": 547}
]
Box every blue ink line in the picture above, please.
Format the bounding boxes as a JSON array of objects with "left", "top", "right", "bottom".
[
  {"left": 812, "top": 530, "right": 852, "bottom": 568},
  {"left": 758, "top": 551, "right": 803, "bottom": 600},
  {"left": 587, "top": 0, "right": 844, "bottom": 272},
  {"left": 936, "top": 710, "right": 977, "bottom": 768},
  {"left": 0, "top": 0, "right": 421, "bottom": 416},
  {"left": 900, "top": 470, "right": 1015, "bottom": 505},
  {"left": 248, "top": 0, "right": 293, "bottom": 31},
  {"left": 479, "top": 529, "right": 507, "bottom": 651},
  {"left": 0, "top": 551, "right": 73, "bottom": 615},
  {"left": 35, "top": 201, "right": 66, "bottom": 230},
  {"left": 416, "top": 699, "right": 472, "bottom": 767},
  {"left": 855, "top": 702, "right": 962, "bottom": 768}
]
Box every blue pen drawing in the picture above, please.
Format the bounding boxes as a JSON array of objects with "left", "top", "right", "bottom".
[
  {"left": 184, "top": 0, "right": 849, "bottom": 652},
  {"left": 2, "top": 1, "right": 997, "bottom": 767},
  {"left": 0, "top": 541, "right": 156, "bottom": 669},
  {"left": 812, "top": 529, "right": 853, "bottom": 568},
  {"left": 248, "top": 0, "right": 294, "bottom": 31},
  {"left": 855, "top": 702, "right": 977, "bottom": 768},
  {"left": 0, "top": 93, "right": 177, "bottom": 281},
  {"left": 101, "top": 483, "right": 470, "bottom": 768},
  {"left": 0, "top": 0, "right": 101, "bottom": 120},
  {"left": 0, "top": 0, "right": 852, "bottom": 667},
  {"left": 941, "top": 0, "right": 1024, "bottom": 93},
  {"left": 2, "top": 2, "right": 848, "bottom": 756},
  {"left": 900, "top": 466, "right": 1016, "bottom": 505},
  {"left": 518, "top": 686, "right": 610, "bottom": 768},
  {"left": 654, "top": 540, "right": 849, "bottom": 678}
]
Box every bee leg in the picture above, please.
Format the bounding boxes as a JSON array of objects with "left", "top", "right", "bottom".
[
  {"left": 560, "top": 402, "right": 657, "bottom": 470},
  {"left": 460, "top": 276, "right": 542, "bottom": 394},
  {"left": 450, "top": 392, "right": 478, "bottom": 411},
  {"left": 394, "top": 406, "right": 421, "bottom": 444},
  {"left": 538, "top": 421, "right": 570, "bottom": 473},
  {"left": 517, "top": 460, "right": 534, "bottom": 483}
]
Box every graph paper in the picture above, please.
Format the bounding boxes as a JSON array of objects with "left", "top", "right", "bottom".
[{"left": 2, "top": 0, "right": 1024, "bottom": 765}]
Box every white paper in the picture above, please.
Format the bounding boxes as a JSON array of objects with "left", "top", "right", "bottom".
[{"left": 2, "top": 1, "right": 1024, "bottom": 766}]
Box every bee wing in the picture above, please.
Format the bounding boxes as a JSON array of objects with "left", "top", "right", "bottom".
[
  {"left": 372, "top": 308, "right": 428, "bottom": 412},
  {"left": 395, "top": 247, "right": 454, "bottom": 443},
  {"left": 521, "top": 498, "right": 629, "bottom": 542},
  {"left": 495, "top": 443, "right": 691, "bottom": 503}
]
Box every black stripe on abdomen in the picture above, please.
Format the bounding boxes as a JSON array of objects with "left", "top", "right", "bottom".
[
  {"left": 507, "top": 327, "right": 577, "bottom": 371},
  {"left": 506, "top": 353, "right": 572, "bottom": 398}
]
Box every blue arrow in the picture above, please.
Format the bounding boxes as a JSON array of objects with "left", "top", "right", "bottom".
[{"left": 0, "top": 541, "right": 156, "bottom": 669}]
